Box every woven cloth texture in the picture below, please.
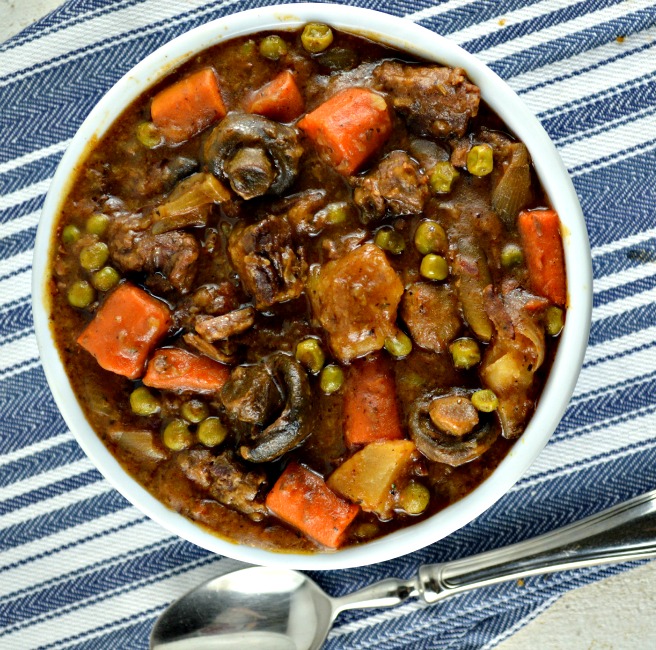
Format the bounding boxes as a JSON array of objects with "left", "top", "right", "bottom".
[{"left": 1, "top": 0, "right": 656, "bottom": 647}]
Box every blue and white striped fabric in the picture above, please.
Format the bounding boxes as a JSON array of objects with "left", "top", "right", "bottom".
[{"left": 2, "top": 0, "right": 656, "bottom": 647}]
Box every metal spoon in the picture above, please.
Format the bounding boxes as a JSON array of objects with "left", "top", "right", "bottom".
[{"left": 151, "top": 489, "right": 656, "bottom": 650}]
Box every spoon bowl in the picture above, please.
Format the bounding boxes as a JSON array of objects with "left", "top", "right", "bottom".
[{"left": 151, "top": 567, "right": 335, "bottom": 650}]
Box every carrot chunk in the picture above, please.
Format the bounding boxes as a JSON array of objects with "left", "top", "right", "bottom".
[
  {"left": 518, "top": 208, "right": 567, "bottom": 306},
  {"left": 151, "top": 67, "right": 227, "bottom": 144},
  {"left": 343, "top": 354, "right": 404, "bottom": 447},
  {"left": 298, "top": 88, "right": 392, "bottom": 175},
  {"left": 77, "top": 283, "right": 171, "bottom": 380},
  {"left": 266, "top": 462, "right": 359, "bottom": 549},
  {"left": 143, "top": 348, "right": 230, "bottom": 393},
  {"left": 247, "top": 70, "right": 305, "bottom": 122}
]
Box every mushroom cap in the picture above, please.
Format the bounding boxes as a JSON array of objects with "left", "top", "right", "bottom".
[{"left": 204, "top": 112, "right": 303, "bottom": 199}]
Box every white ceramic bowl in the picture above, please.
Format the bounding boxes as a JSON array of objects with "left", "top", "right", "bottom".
[{"left": 32, "top": 3, "right": 592, "bottom": 570}]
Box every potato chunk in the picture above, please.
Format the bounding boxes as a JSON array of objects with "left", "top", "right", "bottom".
[
  {"left": 308, "top": 244, "right": 404, "bottom": 362},
  {"left": 327, "top": 440, "right": 417, "bottom": 518}
]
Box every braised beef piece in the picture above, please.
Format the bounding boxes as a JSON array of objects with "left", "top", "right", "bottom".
[
  {"left": 108, "top": 155, "right": 199, "bottom": 203},
  {"left": 176, "top": 449, "right": 268, "bottom": 520},
  {"left": 228, "top": 215, "right": 308, "bottom": 310},
  {"left": 449, "top": 137, "right": 472, "bottom": 168},
  {"left": 401, "top": 283, "right": 461, "bottom": 353},
  {"left": 107, "top": 213, "right": 199, "bottom": 293},
  {"left": 196, "top": 307, "right": 256, "bottom": 342},
  {"left": 276, "top": 189, "right": 329, "bottom": 236},
  {"left": 173, "top": 282, "right": 242, "bottom": 330},
  {"left": 353, "top": 151, "right": 430, "bottom": 223},
  {"left": 409, "top": 138, "right": 450, "bottom": 171},
  {"left": 374, "top": 62, "right": 480, "bottom": 138}
]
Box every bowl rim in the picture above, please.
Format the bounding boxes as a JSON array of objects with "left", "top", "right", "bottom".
[{"left": 32, "top": 2, "right": 592, "bottom": 570}]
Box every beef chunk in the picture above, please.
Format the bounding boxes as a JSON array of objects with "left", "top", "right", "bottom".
[
  {"left": 309, "top": 243, "right": 404, "bottom": 362},
  {"left": 228, "top": 215, "right": 307, "bottom": 310},
  {"left": 176, "top": 449, "right": 268, "bottom": 520},
  {"left": 196, "top": 307, "right": 256, "bottom": 342},
  {"left": 374, "top": 61, "right": 480, "bottom": 138},
  {"left": 401, "top": 283, "right": 461, "bottom": 353},
  {"left": 107, "top": 213, "right": 199, "bottom": 293},
  {"left": 173, "top": 282, "right": 242, "bottom": 331},
  {"left": 353, "top": 151, "right": 430, "bottom": 223}
]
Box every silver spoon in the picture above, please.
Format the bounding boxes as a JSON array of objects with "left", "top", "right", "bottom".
[{"left": 151, "top": 489, "right": 656, "bottom": 650}]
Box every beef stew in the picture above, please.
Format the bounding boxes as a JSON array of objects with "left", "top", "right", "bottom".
[{"left": 48, "top": 24, "right": 567, "bottom": 553}]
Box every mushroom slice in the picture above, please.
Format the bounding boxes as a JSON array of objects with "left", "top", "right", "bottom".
[
  {"left": 221, "top": 363, "right": 284, "bottom": 426},
  {"left": 220, "top": 353, "right": 311, "bottom": 463},
  {"left": 408, "top": 390, "right": 500, "bottom": 467},
  {"left": 204, "top": 113, "right": 303, "bottom": 200}
]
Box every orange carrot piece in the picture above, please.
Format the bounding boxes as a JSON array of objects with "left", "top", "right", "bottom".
[
  {"left": 151, "top": 67, "right": 227, "bottom": 144},
  {"left": 266, "top": 462, "right": 360, "bottom": 549},
  {"left": 77, "top": 283, "right": 171, "bottom": 380},
  {"left": 343, "top": 354, "right": 404, "bottom": 447},
  {"left": 143, "top": 348, "right": 230, "bottom": 393},
  {"left": 298, "top": 88, "right": 392, "bottom": 175},
  {"left": 518, "top": 208, "right": 567, "bottom": 306},
  {"left": 247, "top": 70, "right": 305, "bottom": 122}
]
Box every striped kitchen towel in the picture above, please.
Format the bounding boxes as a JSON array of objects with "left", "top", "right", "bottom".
[{"left": 1, "top": 0, "right": 656, "bottom": 647}]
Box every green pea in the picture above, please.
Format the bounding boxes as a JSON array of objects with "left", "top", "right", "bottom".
[
  {"left": 301, "top": 22, "right": 334, "bottom": 53},
  {"left": 181, "top": 399, "right": 210, "bottom": 423},
  {"left": 414, "top": 220, "right": 447, "bottom": 255},
  {"left": 61, "top": 224, "right": 81, "bottom": 244},
  {"left": 501, "top": 242, "right": 524, "bottom": 268},
  {"left": 239, "top": 39, "right": 257, "bottom": 58},
  {"left": 467, "top": 144, "right": 494, "bottom": 176},
  {"left": 317, "top": 47, "right": 357, "bottom": 71},
  {"left": 449, "top": 338, "right": 481, "bottom": 370},
  {"left": 374, "top": 227, "right": 405, "bottom": 255},
  {"left": 67, "top": 280, "right": 95, "bottom": 309},
  {"left": 86, "top": 213, "right": 110, "bottom": 236},
  {"left": 295, "top": 338, "right": 325, "bottom": 374},
  {"left": 420, "top": 254, "right": 448, "bottom": 281},
  {"left": 79, "top": 241, "right": 109, "bottom": 271},
  {"left": 471, "top": 389, "right": 499, "bottom": 413},
  {"left": 162, "top": 419, "right": 193, "bottom": 451},
  {"left": 136, "top": 121, "right": 162, "bottom": 149},
  {"left": 352, "top": 521, "right": 379, "bottom": 539},
  {"left": 320, "top": 364, "right": 344, "bottom": 394},
  {"left": 545, "top": 306, "right": 565, "bottom": 336},
  {"left": 129, "top": 386, "right": 160, "bottom": 416},
  {"left": 259, "top": 35, "right": 288, "bottom": 60},
  {"left": 398, "top": 481, "right": 430, "bottom": 515},
  {"left": 197, "top": 417, "right": 228, "bottom": 447},
  {"left": 384, "top": 331, "right": 413, "bottom": 358},
  {"left": 323, "top": 202, "right": 349, "bottom": 225},
  {"left": 91, "top": 266, "right": 120, "bottom": 292},
  {"left": 429, "top": 161, "right": 460, "bottom": 194}
]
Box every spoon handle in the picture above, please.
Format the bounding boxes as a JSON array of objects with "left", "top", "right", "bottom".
[{"left": 419, "top": 488, "right": 656, "bottom": 603}]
